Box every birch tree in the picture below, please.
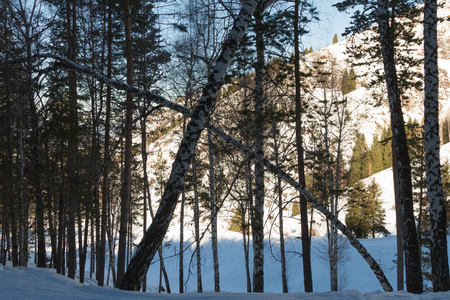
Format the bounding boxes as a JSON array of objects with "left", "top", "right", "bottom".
[
  {"left": 423, "top": 0, "right": 450, "bottom": 292},
  {"left": 376, "top": 0, "right": 422, "bottom": 293},
  {"left": 252, "top": 3, "right": 266, "bottom": 293},
  {"left": 33, "top": 47, "right": 395, "bottom": 292},
  {"left": 117, "top": 0, "right": 264, "bottom": 290}
]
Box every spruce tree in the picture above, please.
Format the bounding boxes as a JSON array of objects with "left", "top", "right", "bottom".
[
  {"left": 366, "top": 179, "right": 389, "bottom": 238},
  {"left": 348, "top": 133, "right": 370, "bottom": 186},
  {"left": 333, "top": 33, "right": 339, "bottom": 44},
  {"left": 442, "top": 116, "right": 450, "bottom": 144},
  {"left": 341, "top": 68, "right": 357, "bottom": 95},
  {"left": 346, "top": 181, "right": 371, "bottom": 238},
  {"left": 346, "top": 179, "right": 388, "bottom": 238},
  {"left": 369, "top": 133, "right": 384, "bottom": 174}
]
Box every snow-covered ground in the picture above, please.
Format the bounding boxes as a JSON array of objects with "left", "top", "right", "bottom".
[
  {"left": 1, "top": 235, "right": 450, "bottom": 299},
  {"left": 4, "top": 146, "right": 450, "bottom": 299}
]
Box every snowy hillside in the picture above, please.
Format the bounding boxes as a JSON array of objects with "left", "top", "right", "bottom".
[
  {"left": 301, "top": 0, "right": 450, "bottom": 147},
  {"left": 137, "top": 0, "right": 450, "bottom": 248},
  {"left": 362, "top": 142, "right": 450, "bottom": 235}
]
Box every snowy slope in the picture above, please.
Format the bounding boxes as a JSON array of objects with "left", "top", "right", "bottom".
[{"left": 361, "top": 142, "right": 450, "bottom": 235}]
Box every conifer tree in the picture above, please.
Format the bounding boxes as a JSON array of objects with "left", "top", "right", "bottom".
[
  {"left": 346, "top": 179, "right": 388, "bottom": 238},
  {"left": 346, "top": 182, "right": 371, "bottom": 238},
  {"left": 348, "top": 134, "right": 370, "bottom": 186},
  {"left": 341, "top": 68, "right": 357, "bottom": 95},
  {"left": 333, "top": 33, "right": 339, "bottom": 44},
  {"left": 369, "top": 133, "right": 384, "bottom": 174},
  {"left": 442, "top": 116, "right": 450, "bottom": 144}
]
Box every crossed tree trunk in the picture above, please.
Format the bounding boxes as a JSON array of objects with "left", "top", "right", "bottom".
[{"left": 22, "top": 0, "right": 394, "bottom": 292}]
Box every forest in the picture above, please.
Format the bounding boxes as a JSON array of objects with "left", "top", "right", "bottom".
[{"left": 1, "top": 0, "right": 449, "bottom": 295}]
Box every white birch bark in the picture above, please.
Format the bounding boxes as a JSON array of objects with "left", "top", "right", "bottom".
[
  {"left": 116, "top": 0, "right": 261, "bottom": 290},
  {"left": 423, "top": 0, "right": 450, "bottom": 291},
  {"left": 252, "top": 4, "right": 265, "bottom": 293},
  {"left": 376, "top": 0, "right": 423, "bottom": 293},
  {"left": 36, "top": 51, "right": 395, "bottom": 292}
]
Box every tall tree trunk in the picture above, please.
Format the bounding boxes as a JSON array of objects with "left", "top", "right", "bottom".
[
  {"left": 272, "top": 122, "right": 288, "bottom": 293},
  {"left": 66, "top": 0, "right": 79, "bottom": 280},
  {"left": 392, "top": 140, "right": 404, "bottom": 290},
  {"left": 245, "top": 157, "right": 253, "bottom": 292},
  {"left": 193, "top": 156, "right": 203, "bottom": 293},
  {"left": 18, "top": 107, "right": 28, "bottom": 267},
  {"left": 294, "top": 0, "right": 312, "bottom": 292},
  {"left": 118, "top": 1, "right": 260, "bottom": 290},
  {"left": 423, "top": 0, "right": 450, "bottom": 291},
  {"left": 97, "top": 0, "right": 113, "bottom": 287},
  {"left": 141, "top": 107, "right": 148, "bottom": 292},
  {"left": 57, "top": 153, "right": 66, "bottom": 275},
  {"left": 3, "top": 56, "right": 18, "bottom": 266},
  {"left": 252, "top": 4, "right": 265, "bottom": 293},
  {"left": 117, "top": 0, "right": 134, "bottom": 286},
  {"left": 377, "top": 0, "right": 423, "bottom": 293},
  {"left": 208, "top": 127, "right": 220, "bottom": 292}
]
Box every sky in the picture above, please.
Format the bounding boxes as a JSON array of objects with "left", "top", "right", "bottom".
[{"left": 301, "top": 0, "right": 354, "bottom": 50}]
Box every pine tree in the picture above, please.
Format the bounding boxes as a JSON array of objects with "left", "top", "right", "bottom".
[
  {"left": 442, "top": 116, "right": 450, "bottom": 144},
  {"left": 366, "top": 179, "right": 389, "bottom": 238},
  {"left": 348, "top": 133, "right": 370, "bottom": 186},
  {"left": 333, "top": 33, "right": 339, "bottom": 44},
  {"left": 118, "top": 1, "right": 261, "bottom": 290},
  {"left": 369, "top": 133, "right": 384, "bottom": 174},
  {"left": 346, "top": 181, "right": 371, "bottom": 238},
  {"left": 380, "top": 126, "right": 393, "bottom": 170},
  {"left": 341, "top": 68, "right": 357, "bottom": 95},
  {"left": 346, "top": 179, "right": 388, "bottom": 238}
]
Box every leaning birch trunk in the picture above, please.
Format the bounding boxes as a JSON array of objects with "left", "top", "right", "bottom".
[
  {"left": 376, "top": 0, "right": 423, "bottom": 293},
  {"left": 208, "top": 127, "right": 221, "bottom": 292},
  {"left": 117, "top": 0, "right": 261, "bottom": 290},
  {"left": 207, "top": 127, "right": 394, "bottom": 292},
  {"left": 252, "top": 4, "right": 266, "bottom": 293},
  {"left": 40, "top": 50, "right": 395, "bottom": 292},
  {"left": 423, "top": 0, "right": 450, "bottom": 292},
  {"left": 42, "top": 53, "right": 396, "bottom": 292}
]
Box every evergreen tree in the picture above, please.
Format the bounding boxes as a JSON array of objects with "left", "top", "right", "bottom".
[
  {"left": 442, "top": 116, "right": 450, "bottom": 144},
  {"left": 366, "top": 179, "right": 389, "bottom": 238},
  {"left": 346, "top": 181, "right": 371, "bottom": 238},
  {"left": 346, "top": 179, "right": 388, "bottom": 238},
  {"left": 333, "top": 33, "right": 339, "bottom": 44},
  {"left": 341, "top": 68, "right": 357, "bottom": 95},
  {"left": 369, "top": 133, "right": 384, "bottom": 174},
  {"left": 379, "top": 126, "right": 393, "bottom": 170},
  {"left": 441, "top": 160, "right": 450, "bottom": 229},
  {"left": 348, "top": 133, "right": 370, "bottom": 186}
]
